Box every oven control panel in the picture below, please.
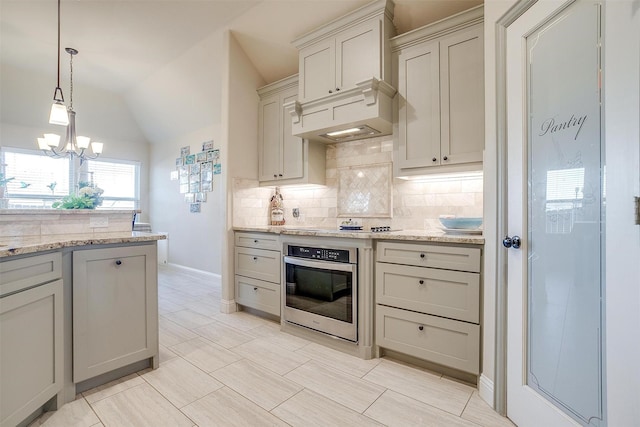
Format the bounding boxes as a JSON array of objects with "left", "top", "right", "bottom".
[{"left": 287, "top": 246, "right": 354, "bottom": 263}]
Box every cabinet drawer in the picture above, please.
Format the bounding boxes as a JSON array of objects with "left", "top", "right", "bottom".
[
  {"left": 376, "top": 241, "right": 480, "bottom": 273},
  {"left": 0, "top": 252, "right": 62, "bottom": 297},
  {"left": 376, "top": 305, "right": 479, "bottom": 374},
  {"left": 235, "top": 247, "right": 281, "bottom": 283},
  {"left": 376, "top": 263, "right": 479, "bottom": 323},
  {"left": 235, "top": 232, "right": 280, "bottom": 251},
  {"left": 235, "top": 276, "right": 281, "bottom": 316}
]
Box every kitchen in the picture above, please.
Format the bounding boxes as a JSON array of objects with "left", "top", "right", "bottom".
[{"left": 1, "top": 1, "right": 639, "bottom": 426}]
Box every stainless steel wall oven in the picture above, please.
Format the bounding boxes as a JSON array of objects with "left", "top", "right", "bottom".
[{"left": 283, "top": 244, "right": 357, "bottom": 342}]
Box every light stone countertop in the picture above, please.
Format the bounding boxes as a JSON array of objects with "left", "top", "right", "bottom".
[
  {"left": 233, "top": 226, "right": 484, "bottom": 245},
  {"left": 0, "top": 232, "right": 166, "bottom": 258}
]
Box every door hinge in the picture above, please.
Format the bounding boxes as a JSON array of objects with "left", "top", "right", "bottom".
[{"left": 635, "top": 196, "right": 640, "bottom": 225}]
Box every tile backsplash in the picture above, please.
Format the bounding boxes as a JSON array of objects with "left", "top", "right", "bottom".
[{"left": 233, "top": 136, "right": 483, "bottom": 231}]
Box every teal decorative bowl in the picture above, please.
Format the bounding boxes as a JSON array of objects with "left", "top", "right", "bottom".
[{"left": 439, "top": 216, "right": 483, "bottom": 230}]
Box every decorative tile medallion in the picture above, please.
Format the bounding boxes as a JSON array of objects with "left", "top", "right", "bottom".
[{"left": 337, "top": 163, "right": 392, "bottom": 217}]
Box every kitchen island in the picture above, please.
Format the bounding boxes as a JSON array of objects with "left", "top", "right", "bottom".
[{"left": 0, "top": 209, "right": 165, "bottom": 427}]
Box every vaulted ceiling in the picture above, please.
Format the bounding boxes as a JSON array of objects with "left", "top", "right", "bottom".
[{"left": 0, "top": 0, "right": 482, "bottom": 143}]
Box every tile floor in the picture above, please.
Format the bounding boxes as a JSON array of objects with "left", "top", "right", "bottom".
[{"left": 31, "top": 264, "right": 515, "bottom": 427}]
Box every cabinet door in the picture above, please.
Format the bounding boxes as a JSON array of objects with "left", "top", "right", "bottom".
[
  {"left": 258, "top": 94, "right": 282, "bottom": 181},
  {"left": 0, "top": 279, "right": 63, "bottom": 427},
  {"left": 440, "top": 24, "right": 484, "bottom": 166},
  {"left": 396, "top": 41, "right": 441, "bottom": 171},
  {"left": 299, "top": 39, "right": 335, "bottom": 102},
  {"left": 335, "top": 19, "right": 381, "bottom": 92},
  {"left": 73, "top": 244, "right": 158, "bottom": 383},
  {"left": 281, "top": 89, "right": 304, "bottom": 180}
]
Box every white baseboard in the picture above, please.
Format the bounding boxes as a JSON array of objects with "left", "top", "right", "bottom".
[
  {"left": 478, "top": 374, "right": 494, "bottom": 407},
  {"left": 220, "top": 299, "right": 237, "bottom": 314},
  {"left": 164, "top": 263, "right": 221, "bottom": 280}
]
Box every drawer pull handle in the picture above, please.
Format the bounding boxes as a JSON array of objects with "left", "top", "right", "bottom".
[
  {"left": 419, "top": 279, "right": 424, "bottom": 285},
  {"left": 115, "top": 260, "right": 122, "bottom": 266},
  {"left": 418, "top": 325, "right": 424, "bottom": 331},
  {"left": 419, "top": 253, "right": 425, "bottom": 259}
]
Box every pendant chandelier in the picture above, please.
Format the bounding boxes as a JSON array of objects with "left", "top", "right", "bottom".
[{"left": 38, "top": 0, "right": 102, "bottom": 164}]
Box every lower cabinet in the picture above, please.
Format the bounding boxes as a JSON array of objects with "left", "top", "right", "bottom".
[
  {"left": 73, "top": 244, "right": 158, "bottom": 383},
  {"left": 234, "top": 232, "right": 281, "bottom": 316},
  {"left": 0, "top": 253, "right": 63, "bottom": 427},
  {"left": 375, "top": 241, "right": 482, "bottom": 375}
]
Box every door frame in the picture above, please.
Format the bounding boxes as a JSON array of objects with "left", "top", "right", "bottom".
[{"left": 494, "top": 0, "right": 540, "bottom": 415}]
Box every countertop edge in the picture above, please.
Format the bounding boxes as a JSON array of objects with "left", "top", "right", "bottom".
[
  {"left": 0, "top": 232, "right": 167, "bottom": 258},
  {"left": 233, "top": 226, "right": 485, "bottom": 245}
]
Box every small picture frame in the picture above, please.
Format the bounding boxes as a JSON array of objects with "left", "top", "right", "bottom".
[
  {"left": 180, "top": 146, "right": 190, "bottom": 157},
  {"left": 189, "top": 173, "right": 200, "bottom": 184},
  {"left": 178, "top": 166, "right": 188, "bottom": 177},
  {"left": 185, "top": 154, "right": 196, "bottom": 165},
  {"left": 202, "top": 140, "right": 214, "bottom": 151},
  {"left": 190, "top": 203, "right": 201, "bottom": 213},
  {"left": 201, "top": 161, "right": 212, "bottom": 171},
  {"left": 179, "top": 174, "right": 189, "bottom": 185},
  {"left": 196, "top": 151, "right": 207, "bottom": 163},
  {"left": 184, "top": 193, "right": 195, "bottom": 203},
  {"left": 170, "top": 170, "right": 179, "bottom": 181},
  {"left": 207, "top": 149, "right": 220, "bottom": 162},
  {"left": 190, "top": 163, "right": 201, "bottom": 174},
  {"left": 190, "top": 182, "right": 201, "bottom": 193},
  {"left": 201, "top": 180, "right": 213, "bottom": 192},
  {"left": 213, "top": 163, "right": 221, "bottom": 175},
  {"left": 179, "top": 183, "right": 189, "bottom": 194},
  {"left": 201, "top": 170, "right": 213, "bottom": 182},
  {"left": 195, "top": 192, "right": 207, "bottom": 202},
  {"left": 176, "top": 157, "right": 184, "bottom": 167}
]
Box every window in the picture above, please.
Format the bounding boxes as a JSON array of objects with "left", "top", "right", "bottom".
[{"left": 1, "top": 148, "right": 140, "bottom": 210}]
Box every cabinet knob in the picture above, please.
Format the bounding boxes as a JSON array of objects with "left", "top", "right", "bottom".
[
  {"left": 253, "top": 287, "right": 258, "bottom": 291},
  {"left": 443, "top": 156, "right": 448, "bottom": 161},
  {"left": 253, "top": 256, "right": 258, "bottom": 261},
  {"left": 419, "top": 279, "right": 424, "bottom": 285},
  {"left": 419, "top": 253, "right": 425, "bottom": 259},
  {"left": 115, "top": 260, "right": 122, "bottom": 266},
  {"left": 432, "top": 157, "right": 437, "bottom": 162},
  {"left": 335, "top": 88, "right": 340, "bottom": 91},
  {"left": 278, "top": 174, "right": 283, "bottom": 177},
  {"left": 254, "top": 239, "right": 258, "bottom": 243},
  {"left": 328, "top": 90, "right": 333, "bottom": 93},
  {"left": 273, "top": 174, "right": 278, "bottom": 178},
  {"left": 418, "top": 325, "right": 424, "bottom": 331}
]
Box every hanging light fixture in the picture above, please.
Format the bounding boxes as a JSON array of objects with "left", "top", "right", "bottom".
[
  {"left": 39, "top": 47, "right": 103, "bottom": 163},
  {"left": 49, "top": 0, "right": 68, "bottom": 126}
]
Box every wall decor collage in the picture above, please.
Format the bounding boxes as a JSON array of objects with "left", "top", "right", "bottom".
[{"left": 172, "top": 140, "right": 221, "bottom": 213}]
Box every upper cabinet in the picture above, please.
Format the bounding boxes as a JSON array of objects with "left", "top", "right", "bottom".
[
  {"left": 392, "top": 6, "right": 484, "bottom": 177},
  {"left": 258, "top": 75, "right": 325, "bottom": 186},
  {"left": 289, "top": 0, "right": 397, "bottom": 143},
  {"left": 299, "top": 20, "right": 383, "bottom": 103}
]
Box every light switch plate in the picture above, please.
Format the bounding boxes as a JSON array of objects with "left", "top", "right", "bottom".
[{"left": 90, "top": 216, "right": 109, "bottom": 228}]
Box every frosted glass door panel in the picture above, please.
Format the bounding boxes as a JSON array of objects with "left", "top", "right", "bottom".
[{"left": 526, "top": 1, "right": 603, "bottom": 426}]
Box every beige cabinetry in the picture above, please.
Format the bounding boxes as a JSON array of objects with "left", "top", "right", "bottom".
[
  {"left": 375, "top": 241, "right": 482, "bottom": 375},
  {"left": 234, "top": 232, "right": 281, "bottom": 316},
  {"left": 392, "top": 6, "right": 484, "bottom": 177},
  {"left": 0, "top": 252, "right": 63, "bottom": 427},
  {"left": 258, "top": 75, "right": 325, "bottom": 186},
  {"left": 72, "top": 243, "right": 158, "bottom": 383}
]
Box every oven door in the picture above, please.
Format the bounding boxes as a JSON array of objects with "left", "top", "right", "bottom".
[{"left": 283, "top": 256, "right": 357, "bottom": 342}]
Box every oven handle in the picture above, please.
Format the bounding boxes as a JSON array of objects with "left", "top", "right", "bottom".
[{"left": 283, "top": 256, "right": 356, "bottom": 272}]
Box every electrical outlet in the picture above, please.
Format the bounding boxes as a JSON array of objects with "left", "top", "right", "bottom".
[
  {"left": 90, "top": 216, "right": 109, "bottom": 228},
  {"left": 292, "top": 208, "right": 300, "bottom": 218}
]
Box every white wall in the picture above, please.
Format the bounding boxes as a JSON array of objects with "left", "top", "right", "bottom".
[
  {"left": 0, "top": 63, "right": 151, "bottom": 219},
  {"left": 140, "top": 31, "right": 227, "bottom": 274}
]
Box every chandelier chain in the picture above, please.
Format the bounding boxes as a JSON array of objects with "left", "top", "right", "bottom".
[{"left": 69, "top": 52, "right": 74, "bottom": 110}]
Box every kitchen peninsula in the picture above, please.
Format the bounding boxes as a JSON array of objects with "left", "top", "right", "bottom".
[{"left": 0, "top": 209, "right": 166, "bottom": 427}]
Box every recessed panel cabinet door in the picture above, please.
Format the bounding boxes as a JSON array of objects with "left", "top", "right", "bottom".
[
  {"left": 73, "top": 244, "right": 158, "bottom": 383},
  {"left": 299, "top": 40, "right": 335, "bottom": 102},
  {"left": 258, "top": 95, "right": 282, "bottom": 182},
  {"left": 397, "top": 41, "right": 441, "bottom": 170},
  {"left": 336, "top": 20, "right": 381, "bottom": 91}
]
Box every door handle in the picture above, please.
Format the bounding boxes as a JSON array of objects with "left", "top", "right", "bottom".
[{"left": 503, "top": 235, "right": 521, "bottom": 249}]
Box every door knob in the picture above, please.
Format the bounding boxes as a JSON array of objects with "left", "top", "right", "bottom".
[{"left": 503, "top": 235, "right": 522, "bottom": 249}]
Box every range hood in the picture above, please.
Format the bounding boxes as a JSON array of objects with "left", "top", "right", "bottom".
[{"left": 285, "top": 77, "right": 396, "bottom": 144}]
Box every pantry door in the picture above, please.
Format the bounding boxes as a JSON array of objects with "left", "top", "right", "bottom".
[{"left": 504, "top": 1, "right": 605, "bottom": 426}]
